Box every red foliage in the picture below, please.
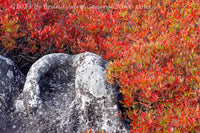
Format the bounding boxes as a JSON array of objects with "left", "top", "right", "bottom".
[{"left": 1, "top": 0, "right": 200, "bottom": 132}]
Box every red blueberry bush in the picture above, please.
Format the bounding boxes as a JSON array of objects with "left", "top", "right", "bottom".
[{"left": 0, "top": 0, "right": 200, "bottom": 132}]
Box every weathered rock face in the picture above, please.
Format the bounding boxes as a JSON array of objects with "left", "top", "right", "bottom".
[
  {"left": 0, "top": 52, "right": 130, "bottom": 133},
  {"left": 0, "top": 55, "right": 25, "bottom": 132}
]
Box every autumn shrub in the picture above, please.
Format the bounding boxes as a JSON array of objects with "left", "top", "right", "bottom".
[
  {"left": 0, "top": 0, "right": 200, "bottom": 132},
  {"left": 0, "top": 0, "right": 81, "bottom": 73}
]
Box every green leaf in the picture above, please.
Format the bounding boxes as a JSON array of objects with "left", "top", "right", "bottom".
[
  {"left": 132, "top": 103, "right": 137, "bottom": 110},
  {"left": 174, "top": 128, "right": 180, "bottom": 133},
  {"left": 122, "top": 11, "right": 128, "bottom": 17},
  {"left": 148, "top": 112, "right": 150, "bottom": 119}
]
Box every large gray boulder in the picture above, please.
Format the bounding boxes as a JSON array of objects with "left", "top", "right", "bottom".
[
  {"left": 15, "top": 52, "right": 129, "bottom": 132},
  {"left": 0, "top": 55, "right": 25, "bottom": 132},
  {"left": 0, "top": 52, "right": 129, "bottom": 132}
]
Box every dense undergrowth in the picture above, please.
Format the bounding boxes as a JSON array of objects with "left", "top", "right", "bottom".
[{"left": 0, "top": 0, "right": 200, "bottom": 132}]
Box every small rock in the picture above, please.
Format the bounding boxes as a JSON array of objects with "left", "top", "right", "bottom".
[{"left": 0, "top": 55, "right": 25, "bottom": 132}]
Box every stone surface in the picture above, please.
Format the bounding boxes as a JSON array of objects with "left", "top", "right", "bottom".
[
  {"left": 0, "top": 55, "right": 25, "bottom": 132},
  {"left": 0, "top": 52, "right": 130, "bottom": 132}
]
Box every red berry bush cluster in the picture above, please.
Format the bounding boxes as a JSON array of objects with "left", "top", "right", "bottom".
[{"left": 0, "top": 0, "right": 200, "bottom": 132}]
